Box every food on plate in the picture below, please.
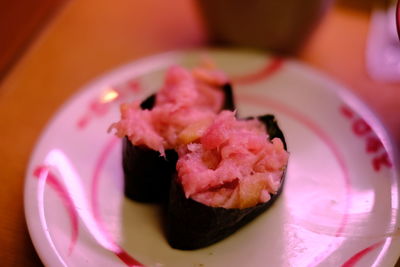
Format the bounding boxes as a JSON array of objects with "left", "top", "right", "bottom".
[
  {"left": 110, "top": 62, "right": 289, "bottom": 249},
  {"left": 109, "top": 65, "right": 235, "bottom": 202},
  {"left": 166, "top": 111, "right": 288, "bottom": 249}
]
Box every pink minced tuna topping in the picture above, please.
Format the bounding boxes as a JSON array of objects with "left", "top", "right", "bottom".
[
  {"left": 109, "top": 65, "right": 228, "bottom": 155},
  {"left": 177, "top": 111, "right": 289, "bottom": 209}
]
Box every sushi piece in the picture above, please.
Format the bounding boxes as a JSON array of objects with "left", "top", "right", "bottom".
[
  {"left": 166, "top": 111, "right": 289, "bottom": 249},
  {"left": 110, "top": 65, "right": 235, "bottom": 202}
]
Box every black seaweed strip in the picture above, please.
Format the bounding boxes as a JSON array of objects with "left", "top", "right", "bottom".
[
  {"left": 257, "top": 114, "right": 287, "bottom": 150},
  {"left": 139, "top": 94, "right": 156, "bottom": 110},
  {"left": 221, "top": 83, "right": 235, "bottom": 111},
  {"left": 123, "top": 137, "right": 178, "bottom": 203}
]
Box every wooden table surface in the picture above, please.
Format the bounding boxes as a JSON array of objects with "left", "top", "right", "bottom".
[{"left": 0, "top": 0, "right": 399, "bottom": 266}]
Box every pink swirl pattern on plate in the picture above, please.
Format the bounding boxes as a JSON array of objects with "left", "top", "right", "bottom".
[
  {"left": 33, "top": 158, "right": 144, "bottom": 266},
  {"left": 33, "top": 166, "right": 79, "bottom": 255},
  {"left": 341, "top": 241, "right": 383, "bottom": 267}
]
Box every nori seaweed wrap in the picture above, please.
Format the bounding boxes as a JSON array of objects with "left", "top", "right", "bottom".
[
  {"left": 122, "top": 137, "right": 178, "bottom": 202},
  {"left": 166, "top": 113, "right": 288, "bottom": 250}
]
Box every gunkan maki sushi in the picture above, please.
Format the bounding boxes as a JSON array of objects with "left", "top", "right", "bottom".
[
  {"left": 109, "top": 65, "right": 235, "bottom": 202},
  {"left": 166, "top": 111, "right": 289, "bottom": 249}
]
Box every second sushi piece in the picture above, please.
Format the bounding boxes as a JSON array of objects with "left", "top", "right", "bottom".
[{"left": 166, "top": 111, "right": 289, "bottom": 250}]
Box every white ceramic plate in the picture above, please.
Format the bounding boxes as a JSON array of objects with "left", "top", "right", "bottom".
[{"left": 24, "top": 50, "right": 400, "bottom": 267}]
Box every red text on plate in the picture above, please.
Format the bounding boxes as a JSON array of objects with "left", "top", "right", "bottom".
[{"left": 340, "top": 105, "right": 392, "bottom": 172}]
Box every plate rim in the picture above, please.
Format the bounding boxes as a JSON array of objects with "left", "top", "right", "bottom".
[{"left": 24, "top": 48, "right": 400, "bottom": 267}]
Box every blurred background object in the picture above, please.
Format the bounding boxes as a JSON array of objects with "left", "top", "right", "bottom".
[
  {"left": 0, "top": 0, "right": 67, "bottom": 82},
  {"left": 196, "top": 0, "right": 333, "bottom": 55},
  {"left": 366, "top": 0, "right": 400, "bottom": 81}
]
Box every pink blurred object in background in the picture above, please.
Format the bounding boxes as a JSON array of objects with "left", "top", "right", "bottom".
[{"left": 366, "top": 0, "right": 400, "bottom": 82}]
